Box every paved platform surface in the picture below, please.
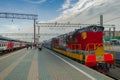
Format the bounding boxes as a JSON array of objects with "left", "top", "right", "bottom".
[{"left": 0, "top": 48, "right": 113, "bottom": 80}]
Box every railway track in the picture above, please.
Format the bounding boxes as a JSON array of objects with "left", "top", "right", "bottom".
[
  {"left": 105, "top": 66, "right": 120, "bottom": 80},
  {"left": 105, "top": 50, "right": 120, "bottom": 79},
  {"left": 115, "top": 60, "right": 120, "bottom": 68}
]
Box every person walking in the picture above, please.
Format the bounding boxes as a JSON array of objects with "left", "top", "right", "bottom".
[
  {"left": 38, "top": 43, "right": 42, "bottom": 51},
  {"left": 26, "top": 44, "right": 29, "bottom": 50}
]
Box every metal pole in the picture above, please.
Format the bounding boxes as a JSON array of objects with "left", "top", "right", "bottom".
[
  {"left": 38, "top": 24, "right": 40, "bottom": 43},
  {"left": 100, "top": 15, "right": 103, "bottom": 26},
  {"left": 113, "top": 27, "right": 115, "bottom": 37},
  {"left": 109, "top": 28, "right": 111, "bottom": 40},
  {"left": 34, "top": 19, "right": 36, "bottom": 44}
]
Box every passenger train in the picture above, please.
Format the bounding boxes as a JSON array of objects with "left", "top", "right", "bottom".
[
  {"left": 0, "top": 35, "right": 27, "bottom": 52},
  {"left": 44, "top": 25, "right": 114, "bottom": 72}
]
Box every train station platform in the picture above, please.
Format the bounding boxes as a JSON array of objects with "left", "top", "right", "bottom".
[{"left": 0, "top": 48, "right": 113, "bottom": 80}]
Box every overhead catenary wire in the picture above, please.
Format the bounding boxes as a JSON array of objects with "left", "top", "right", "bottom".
[
  {"left": 71, "top": 0, "right": 106, "bottom": 23},
  {"left": 70, "top": 2, "right": 96, "bottom": 22},
  {"left": 80, "top": 8, "right": 118, "bottom": 23},
  {"left": 74, "top": 1, "right": 120, "bottom": 24},
  {"left": 104, "top": 17, "right": 120, "bottom": 23}
]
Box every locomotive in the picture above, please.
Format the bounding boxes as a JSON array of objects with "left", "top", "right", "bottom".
[
  {"left": 44, "top": 25, "right": 114, "bottom": 72},
  {"left": 0, "top": 35, "right": 27, "bottom": 52}
]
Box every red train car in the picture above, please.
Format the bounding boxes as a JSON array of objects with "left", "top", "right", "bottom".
[
  {"left": 0, "top": 36, "right": 27, "bottom": 52},
  {"left": 51, "top": 25, "right": 114, "bottom": 72}
]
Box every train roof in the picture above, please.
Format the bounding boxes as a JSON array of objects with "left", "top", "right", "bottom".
[
  {"left": 0, "top": 35, "right": 13, "bottom": 41},
  {"left": 0, "top": 35, "right": 29, "bottom": 43},
  {"left": 57, "top": 33, "right": 68, "bottom": 38},
  {"left": 51, "top": 25, "right": 104, "bottom": 39},
  {"left": 74, "top": 25, "right": 104, "bottom": 34}
]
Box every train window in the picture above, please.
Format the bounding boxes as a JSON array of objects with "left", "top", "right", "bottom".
[
  {"left": 6, "top": 43, "right": 7, "bottom": 46},
  {"left": 89, "top": 50, "right": 95, "bottom": 54},
  {"left": 2, "top": 43, "right": 3, "bottom": 47},
  {"left": 66, "top": 36, "right": 69, "bottom": 43},
  {"left": 72, "top": 37, "right": 77, "bottom": 42}
]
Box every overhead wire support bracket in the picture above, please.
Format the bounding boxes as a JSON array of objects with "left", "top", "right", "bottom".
[
  {"left": 37, "top": 23, "right": 115, "bottom": 27},
  {"left": 0, "top": 12, "right": 38, "bottom": 20},
  {"left": 0, "top": 12, "right": 38, "bottom": 44}
]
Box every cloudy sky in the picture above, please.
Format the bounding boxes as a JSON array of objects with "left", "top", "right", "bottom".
[{"left": 0, "top": 0, "right": 120, "bottom": 41}]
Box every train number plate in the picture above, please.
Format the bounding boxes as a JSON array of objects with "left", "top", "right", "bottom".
[{"left": 96, "top": 56, "right": 104, "bottom": 61}]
